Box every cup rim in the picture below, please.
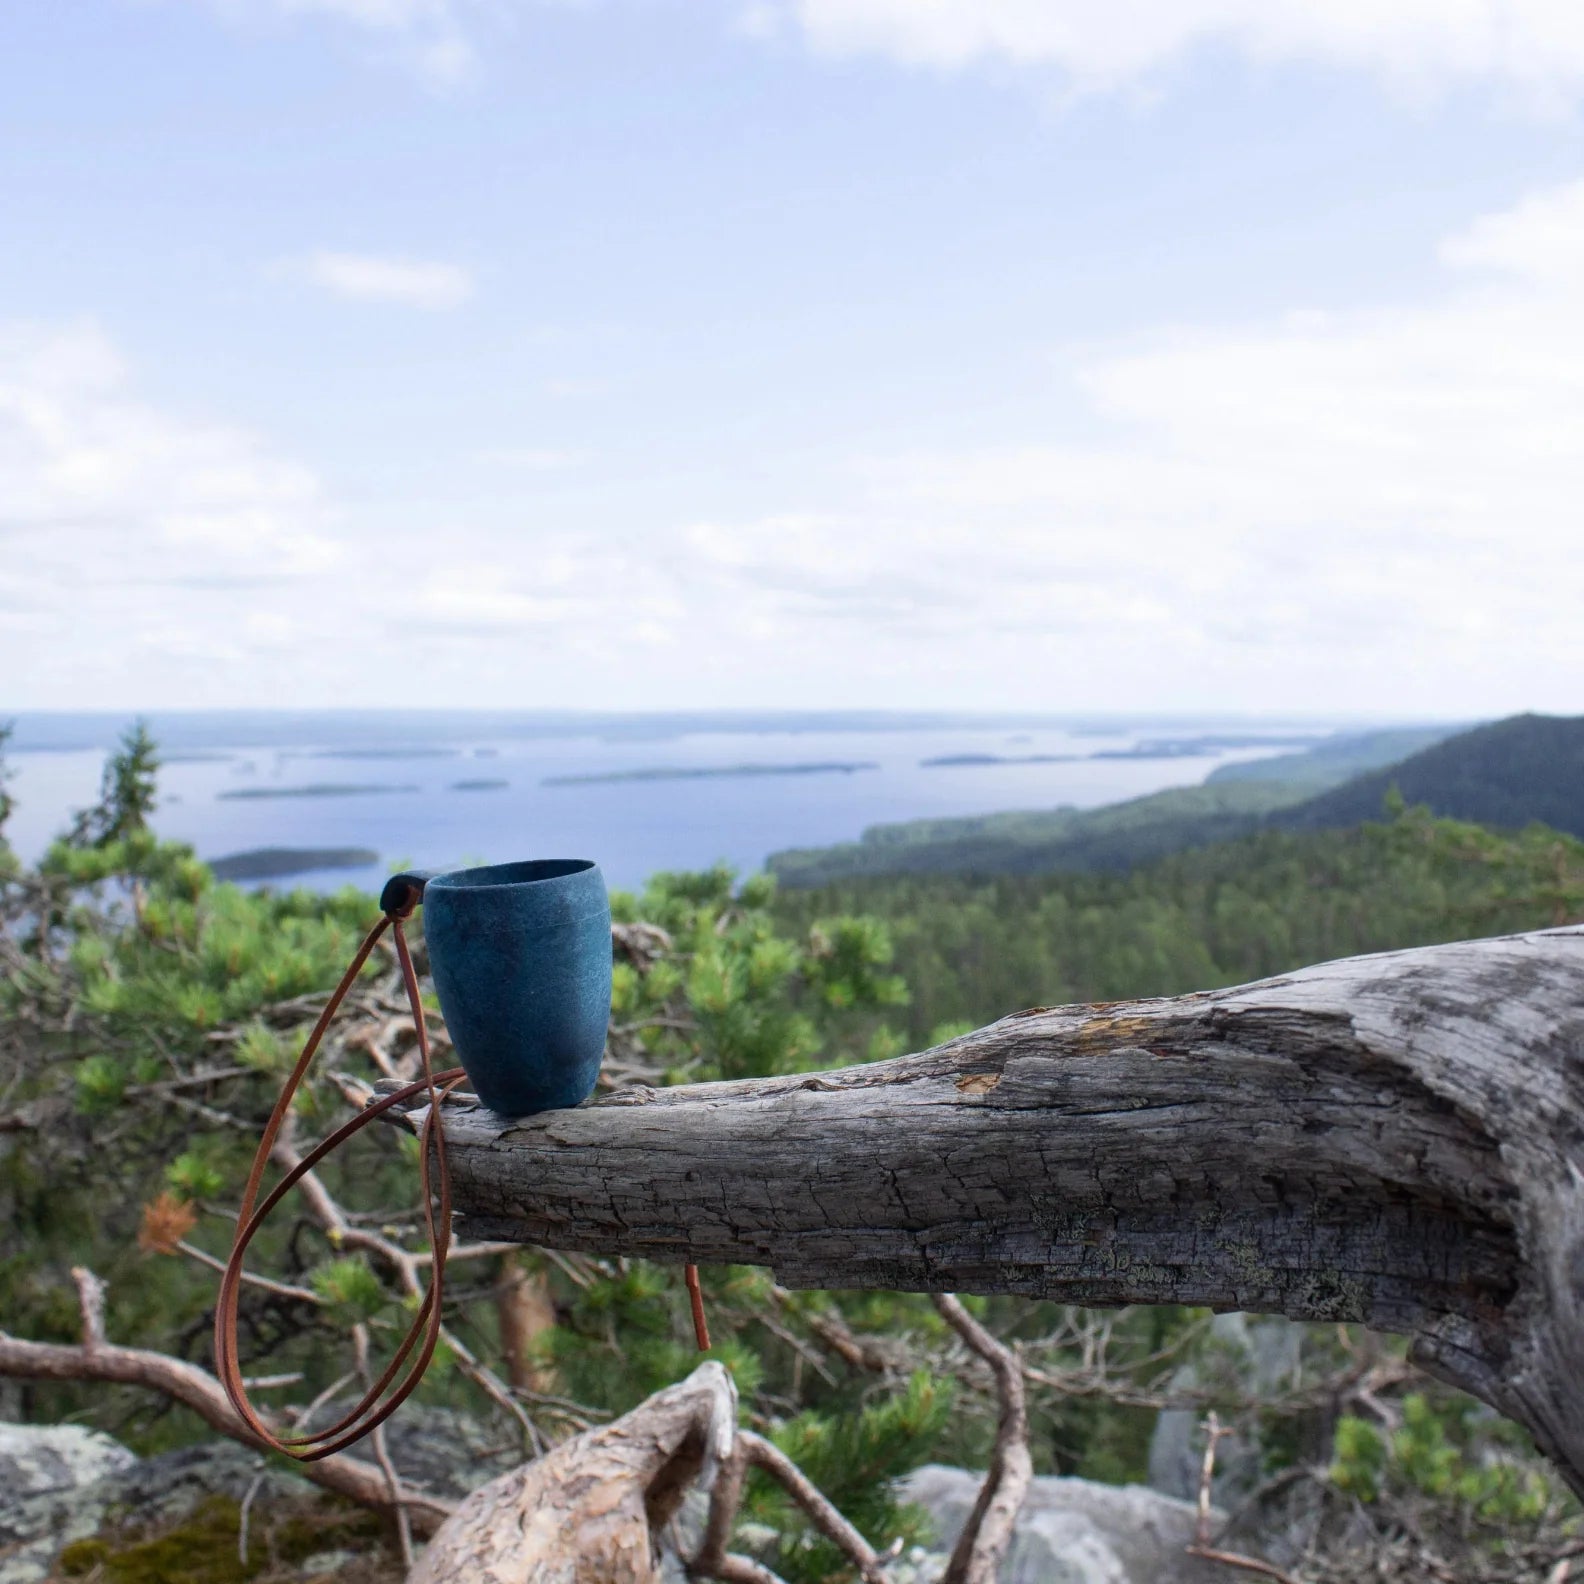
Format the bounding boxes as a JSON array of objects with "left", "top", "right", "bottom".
[{"left": 431, "top": 857, "right": 599, "bottom": 892}]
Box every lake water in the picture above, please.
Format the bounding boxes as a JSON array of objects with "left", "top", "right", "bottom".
[{"left": 3, "top": 711, "right": 1349, "bottom": 895}]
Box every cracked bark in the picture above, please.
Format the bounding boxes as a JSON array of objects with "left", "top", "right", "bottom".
[{"left": 397, "top": 926, "right": 1584, "bottom": 1497}]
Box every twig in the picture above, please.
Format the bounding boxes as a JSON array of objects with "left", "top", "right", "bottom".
[
  {"left": 125, "top": 1066, "right": 255, "bottom": 1097},
  {"left": 753, "top": 1311, "right": 839, "bottom": 1388},
  {"left": 353, "top": 1324, "right": 414, "bottom": 1568},
  {"left": 770, "top": 1286, "right": 899, "bottom": 1374},
  {"left": 742, "top": 1432, "right": 888, "bottom": 1583},
  {"left": 237, "top": 1466, "right": 265, "bottom": 1566},
  {"left": 176, "top": 1240, "right": 320, "bottom": 1305},
  {"left": 72, "top": 1266, "right": 107, "bottom": 1350},
  {"left": 689, "top": 1429, "right": 888, "bottom": 1584},
  {"left": 292, "top": 1370, "right": 359, "bottom": 1434},
  {"left": 242, "top": 1372, "right": 304, "bottom": 1391},
  {"left": 931, "top": 1294, "right": 1031, "bottom": 1584},
  {"left": 690, "top": 1434, "right": 790, "bottom": 1584},
  {"left": 1187, "top": 1412, "right": 1306, "bottom": 1584}
]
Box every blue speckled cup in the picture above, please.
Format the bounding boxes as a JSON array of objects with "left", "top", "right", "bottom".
[{"left": 380, "top": 859, "right": 611, "bottom": 1118}]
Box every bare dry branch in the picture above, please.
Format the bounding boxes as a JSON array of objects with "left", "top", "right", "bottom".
[
  {"left": 932, "top": 1294, "right": 1031, "bottom": 1584},
  {"left": 71, "top": 1265, "right": 107, "bottom": 1350},
  {"left": 432, "top": 928, "right": 1584, "bottom": 1498},
  {"left": 1187, "top": 1413, "right": 1306, "bottom": 1584},
  {"left": 0, "top": 1325, "right": 454, "bottom": 1532}
]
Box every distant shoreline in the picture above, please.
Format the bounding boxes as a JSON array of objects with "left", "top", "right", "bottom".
[
  {"left": 544, "top": 761, "right": 880, "bottom": 786},
  {"left": 921, "top": 753, "right": 1079, "bottom": 767}
]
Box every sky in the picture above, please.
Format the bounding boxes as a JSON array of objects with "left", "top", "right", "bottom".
[{"left": 2, "top": 0, "right": 1583, "bottom": 716}]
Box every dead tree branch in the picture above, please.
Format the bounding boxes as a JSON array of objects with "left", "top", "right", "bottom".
[
  {"left": 0, "top": 1267, "right": 454, "bottom": 1534},
  {"left": 410, "top": 1360, "right": 736, "bottom": 1584},
  {"left": 1187, "top": 1413, "right": 1304, "bottom": 1584},
  {"left": 416, "top": 927, "right": 1584, "bottom": 1496},
  {"left": 931, "top": 1294, "right": 1031, "bottom": 1584}
]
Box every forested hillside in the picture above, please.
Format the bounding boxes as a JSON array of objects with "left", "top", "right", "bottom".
[
  {"left": 772, "top": 804, "right": 1584, "bottom": 1045},
  {"left": 1205, "top": 723, "right": 1459, "bottom": 788},
  {"left": 1271, "top": 713, "right": 1584, "bottom": 839},
  {"left": 768, "top": 723, "right": 1457, "bottom": 885},
  {"left": 769, "top": 714, "right": 1579, "bottom": 888},
  {"left": 768, "top": 781, "right": 1298, "bottom": 886}
]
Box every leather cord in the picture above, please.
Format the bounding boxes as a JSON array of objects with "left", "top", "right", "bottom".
[
  {"left": 214, "top": 898, "right": 710, "bottom": 1461},
  {"left": 214, "top": 902, "right": 465, "bottom": 1460}
]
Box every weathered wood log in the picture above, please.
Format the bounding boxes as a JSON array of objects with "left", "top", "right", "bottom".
[
  {"left": 409, "top": 927, "right": 1584, "bottom": 1496},
  {"left": 408, "top": 1360, "right": 735, "bottom": 1583}
]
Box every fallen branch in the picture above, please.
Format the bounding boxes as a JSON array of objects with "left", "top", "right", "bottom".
[
  {"left": 421, "top": 928, "right": 1584, "bottom": 1496},
  {"left": 0, "top": 1266, "right": 454, "bottom": 1534}
]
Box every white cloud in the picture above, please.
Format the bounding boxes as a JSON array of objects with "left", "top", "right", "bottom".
[
  {"left": 191, "top": 0, "right": 1584, "bottom": 105},
  {"left": 0, "top": 321, "right": 347, "bottom": 700},
  {"left": 765, "top": 0, "right": 1584, "bottom": 102},
  {"left": 1440, "top": 177, "right": 1584, "bottom": 280},
  {"left": 716, "top": 176, "right": 1584, "bottom": 711},
  {"left": 297, "top": 251, "right": 474, "bottom": 308}
]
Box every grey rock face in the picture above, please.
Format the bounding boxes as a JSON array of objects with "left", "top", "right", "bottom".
[
  {"left": 0, "top": 1422, "right": 138, "bottom": 1584},
  {"left": 0, "top": 1425, "right": 323, "bottom": 1583},
  {"left": 899, "top": 1464, "right": 1229, "bottom": 1584},
  {"left": 94, "top": 1440, "right": 311, "bottom": 1527},
  {"left": 0, "top": 1422, "right": 137, "bottom": 1505},
  {"left": 380, "top": 1404, "right": 524, "bottom": 1501},
  {"left": 0, "top": 1404, "right": 525, "bottom": 1584}
]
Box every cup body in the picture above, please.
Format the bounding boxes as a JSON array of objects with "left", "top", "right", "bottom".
[{"left": 413, "top": 858, "right": 611, "bottom": 1117}]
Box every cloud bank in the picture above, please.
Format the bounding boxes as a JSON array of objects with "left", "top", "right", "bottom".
[
  {"left": 5, "top": 181, "right": 1584, "bottom": 710},
  {"left": 771, "top": 0, "right": 1584, "bottom": 101},
  {"left": 191, "top": 1, "right": 1584, "bottom": 104}
]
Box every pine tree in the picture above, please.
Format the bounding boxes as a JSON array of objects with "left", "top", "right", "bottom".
[
  {"left": 0, "top": 720, "right": 14, "bottom": 842},
  {"left": 69, "top": 719, "right": 160, "bottom": 848}
]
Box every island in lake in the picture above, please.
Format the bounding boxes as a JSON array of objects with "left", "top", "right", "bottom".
[
  {"left": 295, "top": 747, "right": 462, "bottom": 760},
  {"left": 217, "top": 783, "right": 418, "bottom": 800},
  {"left": 207, "top": 847, "right": 379, "bottom": 881},
  {"left": 544, "top": 761, "right": 879, "bottom": 786},
  {"left": 451, "top": 778, "right": 509, "bottom": 791}
]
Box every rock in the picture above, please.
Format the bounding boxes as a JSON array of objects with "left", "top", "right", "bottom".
[
  {"left": 0, "top": 1423, "right": 326, "bottom": 1582},
  {"left": 97, "top": 1438, "right": 312, "bottom": 1524},
  {"left": 297, "top": 1546, "right": 361, "bottom": 1578},
  {"left": 0, "top": 1421, "right": 137, "bottom": 1504},
  {"left": 0, "top": 1421, "right": 137, "bottom": 1584},
  {"left": 379, "top": 1404, "right": 524, "bottom": 1501},
  {"left": 898, "top": 1464, "right": 1230, "bottom": 1584},
  {"left": 882, "top": 1547, "right": 947, "bottom": 1584},
  {"left": 655, "top": 1487, "right": 709, "bottom": 1582}
]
